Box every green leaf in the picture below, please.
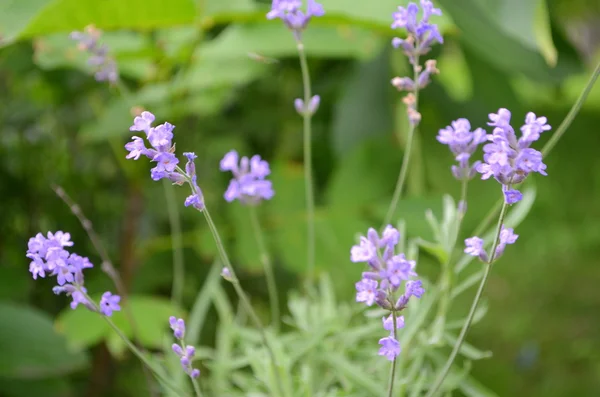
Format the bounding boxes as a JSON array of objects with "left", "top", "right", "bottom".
[
  {"left": 187, "top": 260, "right": 223, "bottom": 344},
  {"left": 437, "top": 0, "right": 563, "bottom": 82},
  {"left": 200, "top": 23, "right": 383, "bottom": 59},
  {"left": 0, "top": 0, "right": 51, "bottom": 46},
  {"left": 0, "top": 302, "right": 89, "bottom": 379},
  {"left": 5, "top": 0, "right": 196, "bottom": 45},
  {"left": 56, "top": 295, "right": 184, "bottom": 355},
  {"left": 319, "top": 353, "right": 385, "bottom": 397},
  {"left": 330, "top": 47, "right": 394, "bottom": 155}
]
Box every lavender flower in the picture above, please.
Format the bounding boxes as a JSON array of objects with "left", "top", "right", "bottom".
[
  {"left": 391, "top": 0, "right": 443, "bottom": 65},
  {"left": 70, "top": 25, "right": 118, "bottom": 83},
  {"left": 477, "top": 109, "right": 550, "bottom": 204},
  {"left": 27, "top": 231, "right": 120, "bottom": 316},
  {"left": 437, "top": 118, "right": 487, "bottom": 181},
  {"left": 169, "top": 318, "right": 200, "bottom": 379},
  {"left": 125, "top": 111, "right": 204, "bottom": 210},
  {"left": 294, "top": 95, "right": 320, "bottom": 116},
  {"left": 351, "top": 225, "right": 424, "bottom": 360},
  {"left": 266, "top": 0, "right": 325, "bottom": 40},
  {"left": 220, "top": 150, "right": 274, "bottom": 205},
  {"left": 464, "top": 225, "right": 519, "bottom": 263}
]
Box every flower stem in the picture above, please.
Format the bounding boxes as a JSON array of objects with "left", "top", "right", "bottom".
[
  {"left": 248, "top": 205, "right": 280, "bottom": 329},
  {"left": 201, "top": 207, "right": 285, "bottom": 397},
  {"left": 383, "top": 54, "right": 421, "bottom": 227},
  {"left": 386, "top": 310, "right": 399, "bottom": 397},
  {"left": 296, "top": 40, "right": 316, "bottom": 282},
  {"left": 163, "top": 179, "right": 185, "bottom": 307},
  {"left": 425, "top": 201, "right": 508, "bottom": 396}
]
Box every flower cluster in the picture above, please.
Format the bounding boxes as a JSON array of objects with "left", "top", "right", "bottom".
[
  {"left": 464, "top": 226, "right": 518, "bottom": 263},
  {"left": 266, "top": 0, "right": 325, "bottom": 40},
  {"left": 390, "top": 0, "right": 443, "bottom": 125},
  {"left": 26, "top": 231, "right": 121, "bottom": 316},
  {"left": 351, "top": 226, "right": 424, "bottom": 360},
  {"left": 477, "top": 109, "right": 550, "bottom": 204},
  {"left": 70, "top": 25, "right": 118, "bottom": 83},
  {"left": 437, "top": 118, "right": 487, "bottom": 181},
  {"left": 169, "top": 317, "right": 200, "bottom": 379},
  {"left": 125, "top": 111, "right": 204, "bottom": 210},
  {"left": 220, "top": 150, "right": 275, "bottom": 205}
]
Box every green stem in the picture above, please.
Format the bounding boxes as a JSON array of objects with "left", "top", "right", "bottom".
[
  {"left": 425, "top": 201, "right": 508, "bottom": 397},
  {"left": 542, "top": 61, "right": 600, "bottom": 157},
  {"left": 387, "top": 310, "right": 399, "bottom": 397},
  {"left": 248, "top": 206, "right": 280, "bottom": 329},
  {"left": 383, "top": 55, "right": 421, "bottom": 227},
  {"left": 296, "top": 41, "right": 316, "bottom": 282},
  {"left": 163, "top": 179, "right": 185, "bottom": 306},
  {"left": 201, "top": 207, "right": 286, "bottom": 397},
  {"left": 177, "top": 340, "right": 202, "bottom": 397}
]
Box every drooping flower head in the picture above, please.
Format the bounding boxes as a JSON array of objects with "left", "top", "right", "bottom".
[
  {"left": 220, "top": 150, "right": 274, "bottom": 205},
  {"left": 267, "top": 0, "right": 325, "bottom": 40},
  {"left": 464, "top": 225, "right": 519, "bottom": 263},
  {"left": 351, "top": 225, "right": 424, "bottom": 360},
  {"left": 437, "top": 118, "right": 487, "bottom": 181},
  {"left": 169, "top": 317, "right": 201, "bottom": 379},
  {"left": 27, "top": 231, "right": 120, "bottom": 316},
  {"left": 70, "top": 25, "right": 118, "bottom": 83},
  {"left": 125, "top": 111, "right": 205, "bottom": 210},
  {"left": 477, "top": 109, "right": 550, "bottom": 204}
]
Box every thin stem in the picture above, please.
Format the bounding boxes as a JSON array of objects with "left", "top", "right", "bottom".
[
  {"left": 191, "top": 380, "right": 203, "bottom": 397},
  {"left": 542, "top": 61, "right": 600, "bottom": 157},
  {"left": 387, "top": 310, "right": 399, "bottom": 397},
  {"left": 296, "top": 41, "right": 316, "bottom": 282},
  {"left": 248, "top": 206, "right": 280, "bottom": 328},
  {"left": 201, "top": 207, "right": 286, "bottom": 397},
  {"left": 163, "top": 179, "right": 185, "bottom": 306},
  {"left": 425, "top": 201, "right": 509, "bottom": 397},
  {"left": 51, "top": 185, "right": 157, "bottom": 395},
  {"left": 383, "top": 54, "right": 421, "bottom": 227}
]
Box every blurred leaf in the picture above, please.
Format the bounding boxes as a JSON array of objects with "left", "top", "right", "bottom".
[
  {"left": 0, "top": 377, "right": 72, "bottom": 397},
  {"left": 533, "top": 0, "right": 557, "bottom": 66},
  {"left": 0, "top": 302, "right": 88, "bottom": 379},
  {"left": 0, "top": 267, "right": 30, "bottom": 301},
  {"left": 330, "top": 47, "right": 394, "bottom": 155},
  {"left": 320, "top": 353, "right": 385, "bottom": 397},
  {"left": 187, "top": 260, "right": 222, "bottom": 344},
  {"left": 443, "top": 333, "right": 493, "bottom": 360},
  {"left": 200, "top": 23, "right": 383, "bottom": 59},
  {"left": 459, "top": 374, "right": 500, "bottom": 397},
  {"left": 436, "top": 41, "right": 473, "bottom": 102},
  {"left": 4, "top": 0, "right": 196, "bottom": 45},
  {"left": 0, "top": 0, "right": 50, "bottom": 46},
  {"left": 56, "top": 295, "right": 183, "bottom": 355},
  {"left": 437, "top": 0, "right": 565, "bottom": 82}
]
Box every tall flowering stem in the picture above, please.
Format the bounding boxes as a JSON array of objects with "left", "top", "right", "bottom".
[
  {"left": 383, "top": 0, "right": 444, "bottom": 227},
  {"left": 267, "top": 0, "right": 325, "bottom": 281},
  {"left": 426, "top": 201, "right": 509, "bottom": 396},
  {"left": 249, "top": 206, "right": 280, "bottom": 328},
  {"left": 163, "top": 179, "right": 185, "bottom": 306}
]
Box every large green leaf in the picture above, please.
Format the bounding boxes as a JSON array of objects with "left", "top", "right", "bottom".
[
  {"left": 55, "top": 295, "right": 184, "bottom": 356},
  {"left": 437, "top": 0, "right": 565, "bottom": 82},
  {"left": 0, "top": 303, "right": 89, "bottom": 379},
  {"left": 3, "top": 0, "right": 196, "bottom": 45}
]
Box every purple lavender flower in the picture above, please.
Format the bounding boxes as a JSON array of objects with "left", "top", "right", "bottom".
[
  {"left": 169, "top": 316, "right": 186, "bottom": 339},
  {"left": 27, "top": 231, "right": 120, "bottom": 316},
  {"left": 464, "top": 225, "right": 518, "bottom": 264},
  {"left": 378, "top": 337, "right": 401, "bottom": 361},
  {"left": 70, "top": 26, "right": 118, "bottom": 83},
  {"left": 437, "top": 118, "right": 487, "bottom": 181},
  {"left": 391, "top": 0, "right": 443, "bottom": 64},
  {"left": 477, "top": 109, "right": 550, "bottom": 203},
  {"left": 351, "top": 225, "right": 424, "bottom": 360},
  {"left": 267, "top": 0, "right": 324, "bottom": 39},
  {"left": 495, "top": 226, "right": 518, "bottom": 258},
  {"left": 169, "top": 318, "right": 201, "bottom": 379},
  {"left": 99, "top": 292, "right": 121, "bottom": 316},
  {"left": 125, "top": 112, "right": 205, "bottom": 210},
  {"left": 220, "top": 150, "right": 274, "bottom": 205},
  {"left": 464, "top": 236, "right": 488, "bottom": 263},
  {"left": 294, "top": 95, "right": 321, "bottom": 116}
]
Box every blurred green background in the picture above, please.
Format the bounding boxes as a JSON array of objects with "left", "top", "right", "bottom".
[{"left": 1, "top": 0, "right": 600, "bottom": 396}]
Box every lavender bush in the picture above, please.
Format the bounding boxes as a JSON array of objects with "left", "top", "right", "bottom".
[{"left": 15, "top": 0, "right": 600, "bottom": 396}]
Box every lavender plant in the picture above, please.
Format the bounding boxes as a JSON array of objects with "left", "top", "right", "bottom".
[{"left": 23, "top": 0, "right": 600, "bottom": 396}]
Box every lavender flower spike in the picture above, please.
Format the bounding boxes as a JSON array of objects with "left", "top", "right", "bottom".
[
  {"left": 220, "top": 150, "right": 274, "bottom": 205},
  {"left": 27, "top": 231, "right": 120, "bottom": 316},
  {"left": 477, "top": 108, "right": 550, "bottom": 204},
  {"left": 169, "top": 317, "right": 201, "bottom": 378},
  {"left": 267, "top": 0, "right": 325, "bottom": 40},
  {"left": 70, "top": 25, "right": 118, "bottom": 83},
  {"left": 437, "top": 118, "right": 487, "bottom": 181}
]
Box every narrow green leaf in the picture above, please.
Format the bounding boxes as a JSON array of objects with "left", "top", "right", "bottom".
[{"left": 187, "top": 260, "right": 223, "bottom": 344}]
